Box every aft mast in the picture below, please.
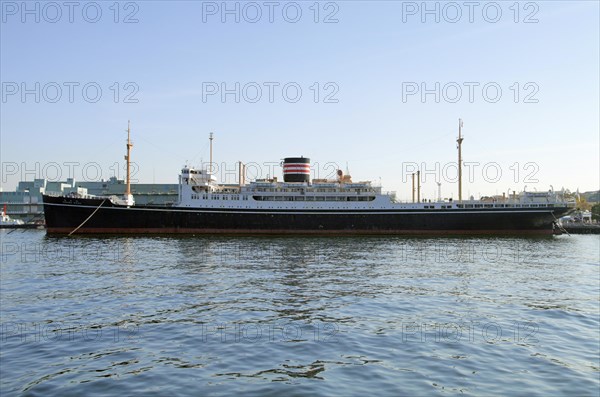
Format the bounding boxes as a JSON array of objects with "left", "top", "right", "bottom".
[
  {"left": 124, "top": 121, "right": 135, "bottom": 206},
  {"left": 457, "top": 119, "right": 464, "bottom": 202},
  {"left": 209, "top": 132, "right": 214, "bottom": 174}
]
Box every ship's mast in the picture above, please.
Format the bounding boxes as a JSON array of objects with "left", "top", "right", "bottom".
[
  {"left": 412, "top": 173, "right": 416, "bottom": 203},
  {"left": 124, "top": 121, "right": 134, "bottom": 206},
  {"left": 417, "top": 170, "right": 421, "bottom": 202},
  {"left": 209, "top": 132, "right": 214, "bottom": 174},
  {"left": 457, "top": 119, "right": 464, "bottom": 202}
]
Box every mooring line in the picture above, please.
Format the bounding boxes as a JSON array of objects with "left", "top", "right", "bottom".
[
  {"left": 68, "top": 199, "right": 106, "bottom": 236},
  {"left": 552, "top": 212, "right": 570, "bottom": 236}
]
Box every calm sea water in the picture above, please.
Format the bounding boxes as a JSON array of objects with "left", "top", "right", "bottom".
[{"left": 1, "top": 230, "right": 598, "bottom": 396}]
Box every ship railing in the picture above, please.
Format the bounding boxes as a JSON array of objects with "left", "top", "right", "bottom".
[
  {"left": 390, "top": 193, "right": 577, "bottom": 206},
  {"left": 42, "top": 192, "right": 99, "bottom": 199},
  {"left": 0, "top": 210, "right": 44, "bottom": 215},
  {"left": 565, "top": 199, "right": 577, "bottom": 207},
  {"left": 381, "top": 191, "right": 397, "bottom": 199}
]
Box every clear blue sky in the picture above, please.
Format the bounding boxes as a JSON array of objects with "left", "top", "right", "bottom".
[{"left": 1, "top": 1, "right": 598, "bottom": 200}]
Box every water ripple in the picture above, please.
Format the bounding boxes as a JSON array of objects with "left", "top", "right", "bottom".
[{"left": 1, "top": 231, "right": 598, "bottom": 396}]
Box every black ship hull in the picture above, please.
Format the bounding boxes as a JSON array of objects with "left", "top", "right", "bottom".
[{"left": 43, "top": 195, "right": 572, "bottom": 235}]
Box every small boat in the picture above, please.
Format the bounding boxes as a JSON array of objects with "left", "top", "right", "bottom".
[{"left": 0, "top": 204, "right": 27, "bottom": 228}]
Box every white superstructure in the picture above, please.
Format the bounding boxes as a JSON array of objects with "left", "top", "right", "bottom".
[{"left": 175, "top": 165, "right": 574, "bottom": 212}]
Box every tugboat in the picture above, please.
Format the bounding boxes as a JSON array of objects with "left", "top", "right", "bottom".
[
  {"left": 43, "top": 121, "right": 576, "bottom": 235},
  {"left": 0, "top": 204, "right": 26, "bottom": 228}
]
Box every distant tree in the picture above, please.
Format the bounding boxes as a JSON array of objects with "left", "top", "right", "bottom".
[
  {"left": 576, "top": 196, "right": 592, "bottom": 211},
  {"left": 592, "top": 203, "right": 600, "bottom": 222}
]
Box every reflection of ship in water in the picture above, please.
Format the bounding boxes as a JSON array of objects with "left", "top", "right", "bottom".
[
  {"left": 43, "top": 121, "right": 575, "bottom": 235},
  {"left": 171, "top": 236, "right": 424, "bottom": 319}
]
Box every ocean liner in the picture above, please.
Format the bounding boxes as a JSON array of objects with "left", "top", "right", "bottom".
[{"left": 43, "top": 121, "right": 575, "bottom": 235}]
